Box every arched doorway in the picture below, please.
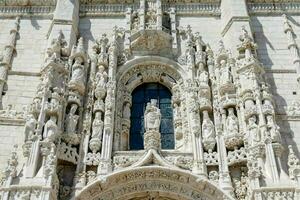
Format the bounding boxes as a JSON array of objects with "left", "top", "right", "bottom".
[{"left": 130, "top": 83, "right": 174, "bottom": 150}]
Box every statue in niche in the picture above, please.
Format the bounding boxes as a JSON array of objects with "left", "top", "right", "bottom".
[
  {"left": 226, "top": 108, "right": 239, "bottom": 136},
  {"left": 197, "top": 64, "right": 209, "bottom": 86},
  {"left": 24, "top": 114, "right": 37, "bottom": 141},
  {"left": 219, "top": 59, "right": 232, "bottom": 85},
  {"left": 69, "top": 57, "right": 85, "bottom": 93},
  {"left": 65, "top": 104, "right": 79, "bottom": 134},
  {"left": 95, "top": 66, "right": 107, "bottom": 100},
  {"left": 202, "top": 110, "right": 216, "bottom": 150},
  {"left": 173, "top": 103, "right": 181, "bottom": 119},
  {"left": 43, "top": 115, "right": 59, "bottom": 142},
  {"left": 186, "top": 45, "right": 195, "bottom": 66},
  {"left": 92, "top": 112, "right": 103, "bottom": 139},
  {"left": 122, "top": 102, "right": 131, "bottom": 119},
  {"left": 266, "top": 115, "right": 281, "bottom": 143},
  {"left": 247, "top": 115, "right": 261, "bottom": 146},
  {"left": 144, "top": 99, "right": 161, "bottom": 132},
  {"left": 131, "top": 11, "right": 139, "bottom": 31}
]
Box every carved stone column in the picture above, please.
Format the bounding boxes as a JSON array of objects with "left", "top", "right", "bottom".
[
  {"left": 216, "top": 121, "right": 234, "bottom": 196},
  {"left": 169, "top": 8, "right": 177, "bottom": 54},
  {"left": 156, "top": 0, "right": 162, "bottom": 30},
  {"left": 98, "top": 28, "right": 121, "bottom": 175},
  {"left": 187, "top": 87, "right": 207, "bottom": 177},
  {"left": 283, "top": 14, "right": 300, "bottom": 80},
  {"left": 139, "top": 0, "right": 145, "bottom": 30},
  {"left": 0, "top": 17, "right": 20, "bottom": 109}
]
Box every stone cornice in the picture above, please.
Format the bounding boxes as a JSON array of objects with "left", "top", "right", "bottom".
[
  {"left": 80, "top": 0, "right": 221, "bottom": 4},
  {"left": 0, "top": 118, "right": 25, "bottom": 126},
  {"left": 0, "top": 0, "right": 56, "bottom": 6},
  {"left": 265, "top": 69, "right": 297, "bottom": 73},
  {"left": 0, "top": 6, "right": 54, "bottom": 17},
  {"left": 248, "top": 2, "right": 300, "bottom": 15},
  {"left": 80, "top": 3, "right": 220, "bottom": 17}
]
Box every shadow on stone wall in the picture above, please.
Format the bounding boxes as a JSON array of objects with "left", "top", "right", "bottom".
[{"left": 251, "top": 16, "right": 300, "bottom": 172}]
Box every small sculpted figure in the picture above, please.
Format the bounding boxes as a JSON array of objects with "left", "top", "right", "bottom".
[
  {"left": 247, "top": 115, "right": 261, "bottom": 146},
  {"left": 226, "top": 108, "right": 239, "bottom": 136},
  {"left": 144, "top": 99, "right": 161, "bottom": 132},
  {"left": 123, "top": 102, "right": 131, "bottom": 120},
  {"left": 65, "top": 104, "right": 79, "bottom": 134},
  {"left": 92, "top": 112, "right": 103, "bottom": 139},
  {"left": 43, "top": 116, "right": 58, "bottom": 142},
  {"left": 24, "top": 114, "right": 37, "bottom": 141},
  {"left": 202, "top": 111, "right": 215, "bottom": 142}
]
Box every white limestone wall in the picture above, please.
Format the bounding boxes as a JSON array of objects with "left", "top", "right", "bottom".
[
  {"left": 0, "top": 124, "right": 25, "bottom": 172},
  {"left": 2, "top": 75, "right": 40, "bottom": 111},
  {"left": 251, "top": 14, "right": 300, "bottom": 157},
  {"left": 251, "top": 15, "right": 295, "bottom": 70},
  {"left": 79, "top": 17, "right": 125, "bottom": 53},
  {"left": 0, "top": 18, "right": 50, "bottom": 171},
  {"left": 0, "top": 18, "right": 51, "bottom": 111},
  {"left": 9, "top": 18, "right": 50, "bottom": 73},
  {"left": 177, "top": 16, "right": 221, "bottom": 51}
]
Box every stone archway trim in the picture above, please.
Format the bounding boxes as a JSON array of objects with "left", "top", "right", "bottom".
[{"left": 76, "top": 166, "right": 234, "bottom": 200}]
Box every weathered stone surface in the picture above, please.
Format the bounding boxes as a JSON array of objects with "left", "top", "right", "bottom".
[{"left": 0, "top": 1, "right": 300, "bottom": 200}]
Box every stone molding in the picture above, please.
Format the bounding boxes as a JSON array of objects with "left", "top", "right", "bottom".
[
  {"left": 247, "top": 2, "right": 300, "bottom": 15},
  {"left": 80, "top": 3, "right": 220, "bottom": 17},
  {"left": 0, "top": 6, "right": 54, "bottom": 17},
  {"left": 76, "top": 166, "right": 234, "bottom": 200}
]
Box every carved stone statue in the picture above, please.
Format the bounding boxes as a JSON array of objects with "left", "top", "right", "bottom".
[
  {"left": 144, "top": 99, "right": 161, "bottom": 132},
  {"left": 202, "top": 110, "right": 216, "bottom": 150},
  {"left": 122, "top": 102, "right": 131, "bottom": 120},
  {"left": 43, "top": 116, "right": 59, "bottom": 142},
  {"left": 247, "top": 115, "right": 261, "bottom": 146},
  {"left": 226, "top": 108, "right": 239, "bottom": 136},
  {"left": 92, "top": 112, "right": 104, "bottom": 139},
  {"left": 219, "top": 59, "right": 232, "bottom": 85},
  {"left": 197, "top": 64, "right": 209, "bottom": 86},
  {"left": 89, "top": 112, "right": 104, "bottom": 153},
  {"left": 24, "top": 114, "right": 37, "bottom": 141},
  {"left": 69, "top": 57, "right": 85, "bottom": 94},
  {"left": 65, "top": 104, "right": 79, "bottom": 134},
  {"left": 95, "top": 66, "right": 108, "bottom": 100},
  {"left": 266, "top": 115, "right": 281, "bottom": 143}
]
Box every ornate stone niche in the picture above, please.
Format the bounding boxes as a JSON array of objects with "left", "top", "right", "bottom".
[{"left": 114, "top": 60, "right": 184, "bottom": 153}]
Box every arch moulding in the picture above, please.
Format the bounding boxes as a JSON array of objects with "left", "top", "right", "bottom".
[
  {"left": 76, "top": 166, "right": 234, "bottom": 200},
  {"left": 116, "top": 56, "right": 186, "bottom": 92}
]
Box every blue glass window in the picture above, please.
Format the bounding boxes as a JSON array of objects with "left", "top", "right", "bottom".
[{"left": 130, "top": 83, "right": 174, "bottom": 150}]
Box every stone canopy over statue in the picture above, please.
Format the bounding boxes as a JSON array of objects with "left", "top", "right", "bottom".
[{"left": 144, "top": 99, "right": 161, "bottom": 132}]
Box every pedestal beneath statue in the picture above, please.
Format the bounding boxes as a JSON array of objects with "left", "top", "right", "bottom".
[{"left": 144, "top": 130, "right": 161, "bottom": 151}]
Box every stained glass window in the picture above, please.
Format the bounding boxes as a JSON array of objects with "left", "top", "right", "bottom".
[{"left": 130, "top": 83, "right": 174, "bottom": 150}]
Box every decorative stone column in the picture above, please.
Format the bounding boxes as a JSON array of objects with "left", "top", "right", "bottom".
[
  {"left": 98, "top": 27, "right": 122, "bottom": 175},
  {"left": 283, "top": 14, "right": 300, "bottom": 81},
  {"left": 0, "top": 17, "right": 20, "bottom": 109}
]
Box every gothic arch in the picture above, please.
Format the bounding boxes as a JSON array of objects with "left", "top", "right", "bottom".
[
  {"left": 76, "top": 167, "right": 234, "bottom": 200},
  {"left": 114, "top": 57, "right": 185, "bottom": 151}
]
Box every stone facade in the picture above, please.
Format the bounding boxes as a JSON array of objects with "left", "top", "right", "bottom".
[{"left": 0, "top": 0, "right": 300, "bottom": 200}]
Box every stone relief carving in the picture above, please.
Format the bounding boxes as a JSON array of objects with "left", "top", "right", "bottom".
[{"left": 0, "top": 4, "right": 298, "bottom": 199}]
